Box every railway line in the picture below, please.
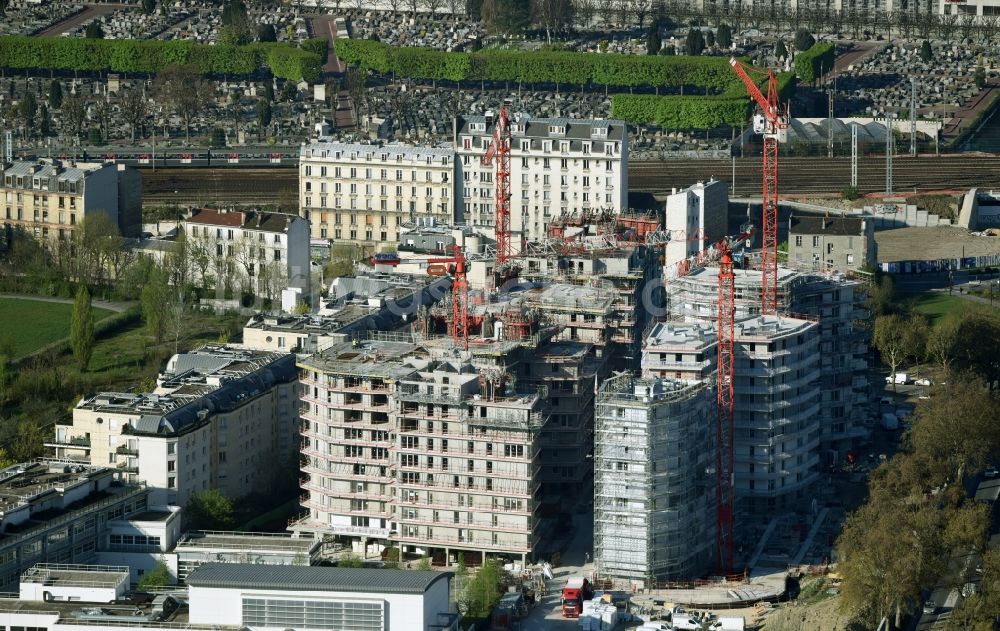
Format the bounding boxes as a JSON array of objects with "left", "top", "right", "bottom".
[{"left": 140, "top": 155, "right": 1000, "bottom": 205}]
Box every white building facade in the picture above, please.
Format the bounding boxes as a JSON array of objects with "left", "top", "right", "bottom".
[
  {"left": 663, "top": 179, "right": 730, "bottom": 270},
  {"left": 299, "top": 141, "right": 456, "bottom": 248},
  {"left": 184, "top": 208, "right": 310, "bottom": 296},
  {"left": 454, "top": 113, "right": 628, "bottom": 244}
]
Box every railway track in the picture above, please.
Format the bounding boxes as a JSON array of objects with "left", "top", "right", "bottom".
[{"left": 141, "top": 155, "right": 1000, "bottom": 205}]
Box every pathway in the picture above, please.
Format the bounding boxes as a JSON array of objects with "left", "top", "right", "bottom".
[
  {"left": 308, "top": 14, "right": 355, "bottom": 129},
  {"left": 0, "top": 292, "right": 133, "bottom": 313},
  {"left": 37, "top": 3, "right": 128, "bottom": 37},
  {"left": 827, "top": 40, "right": 885, "bottom": 82}
]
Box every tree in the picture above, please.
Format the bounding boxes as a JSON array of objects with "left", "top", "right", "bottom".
[
  {"left": 532, "top": 0, "right": 574, "bottom": 44},
  {"left": 482, "top": 0, "right": 530, "bottom": 34},
  {"left": 255, "top": 100, "right": 272, "bottom": 140},
  {"left": 873, "top": 314, "right": 908, "bottom": 386},
  {"left": 975, "top": 65, "right": 986, "bottom": 89},
  {"left": 85, "top": 20, "right": 104, "bottom": 39},
  {"left": 646, "top": 23, "right": 661, "bottom": 54},
  {"left": 142, "top": 0, "right": 156, "bottom": 14},
  {"left": 141, "top": 266, "right": 171, "bottom": 343},
  {"left": 138, "top": 558, "right": 172, "bottom": 588},
  {"left": 8, "top": 421, "right": 45, "bottom": 462},
  {"left": 121, "top": 88, "right": 148, "bottom": 143},
  {"left": 210, "top": 127, "right": 226, "bottom": 148},
  {"left": 925, "top": 315, "right": 959, "bottom": 372},
  {"left": 257, "top": 23, "right": 277, "bottom": 42},
  {"left": 88, "top": 127, "right": 103, "bottom": 146},
  {"left": 38, "top": 105, "right": 51, "bottom": 136},
  {"left": 185, "top": 489, "right": 235, "bottom": 530},
  {"left": 48, "top": 80, "right": 62, "bottom": 109},
  {"left": 919, "top": 39, "right": 932, "bottom": 63},
  {"left": 153, "top": 64, "right": 212, "bottom": 144},
  {"left": 903, "top": 314, "right": 929, "bottom": 372},
  {"left": 417, "top": 555, "right": 432, "bottom": 570},
  {"left": 61, "top": 94, "right": 86, "bottom": 140},
  {"left": 793, "top": 28, "right": 815, "bottom": 51},
  {"left": 685, "top": 28, "right": 705, "bottom": 55},
  {"left": 717, "top": 22, "right": 732, "bottom": 48},
  {"left": 19, "top": 92, "right": 37, "bottom": 132},
  {"left": 867, "top": 275, "right": 895, "bottom": 317},
  {"left": 949, "top": 309, "right": 1000, "bottom": 388},
  {"left": 909, "top": 377, "right": 1000, "bottom": 483},
  {"left": 70, "top": 285, "right": 95, "bottom": 370},
  {"left": 705, "top": 29, "right": 715, "bottom": 47},
  {"left": 775, "top": 38, "right": 788, "bottom": 58},
  {"left": 338, "top": 551, "right": 364, "bottom": 567}
]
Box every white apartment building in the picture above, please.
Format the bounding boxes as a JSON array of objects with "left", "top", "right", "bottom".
[
  {"left": 663, "top": 179, "right": 729, "bottom": 270},
  {"left": 454, "top": 113, "right": 628, "bottom": 244},
  {"left": 298, "top": 141, "right": 456, "bottom": 248},
  {"left": 641, "top": 321, "right": 717, "bottom": 382},
  {"left": 293, "top": 336, "right": 548, "bottom": 566},
  {"left": 53, "top": 346, "right": 300, "bottom": 507},
  {"left": 1, "top": 159, "right": 143, "bottom": 240},
  {"left": 681, "top": 0, "right": 938, "bottom": 16},
  {"left": 594, "top": 375, "right": 716, "bottom": 583},
  {"left": 733, "top": 316, "right": 822, "bottom": 512},
  {"left": 184, "top": 208, "right": 310, "bottom": 295}
]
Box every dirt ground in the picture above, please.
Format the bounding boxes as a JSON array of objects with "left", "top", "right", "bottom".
[
  {"left": 760, "top": 596, "right": 859, "bottom": 631},
  {"left": 876, "top": 225, "right": 1000, "bottom": 262}
]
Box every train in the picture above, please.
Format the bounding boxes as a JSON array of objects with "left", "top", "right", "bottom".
[{"left": 18, "top": 147, "right": 302, "bottom": 169}]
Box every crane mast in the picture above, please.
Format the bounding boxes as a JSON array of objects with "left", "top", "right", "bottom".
[
  {"left": 716, "top": 246, "right": 736, "bottom": 574},
  {"left": 426, "top": 245, "right": 470, "bottom": 351},
  {"left": 483, "top": 106, "right": 513, "bottom": 268},
  {"left": 729, "top": 58, "right": 787, "bottom": 316}
]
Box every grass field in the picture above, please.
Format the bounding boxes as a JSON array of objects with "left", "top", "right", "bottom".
[
  {"left": 0, "top": 297, "right": 113, "bottom": 358},
  {"left": 908, "top": 292, "right": 975, "bottom": 327}
]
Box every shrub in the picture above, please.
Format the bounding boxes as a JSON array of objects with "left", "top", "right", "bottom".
[{"left": 842, "top": 185, "right": 861, "bottom": 201}]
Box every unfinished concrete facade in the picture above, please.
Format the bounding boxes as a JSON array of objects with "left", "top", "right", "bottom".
[
  {"left": 641, "top": 321, "right": 717, "bottom": 382},
  {"left": 292, "top": 331, "right": 560, "bottom": 565},
  {"left": 594, "top": 375, "right": 716, "bottom": 583}
]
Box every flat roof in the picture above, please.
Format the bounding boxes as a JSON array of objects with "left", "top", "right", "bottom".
[
  {"left": 21, "top": 564, "right": 129, "bottom": 588},
  {"left": 0, "top": 462, "right": 109, "bottom": 512},
  {"left": 735, "top": 315, "right": 816, "bottom": 340},
  {"left": 176, "top": 532, "right": 318, "bottom": 553},
  {"left": 185, "top": 563, "right": 451, "bottom": 595},
  {"left": 645, "top": 321, "right": 716, "bottom": 349}
]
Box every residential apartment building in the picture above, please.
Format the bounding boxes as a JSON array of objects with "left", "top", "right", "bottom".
[
  {"left": 454, "top": 113, "right": 628, "bottom": 243},
  {"left": 663, "top": 179, "right": 729, "bottom": 270},
  {"left": 788, "top": 215, "right": 877, "bottom": 272},
  {"left": 680, "top": 0, "right": 937, "bottom": 17},
  {"left": 594, "top": 375, "right": 716, "bottom": 583},
  {"left": 183, "top": 208, "right": 310, "bottom": 295},
  {"left": 0, "top": 460, "right": 153, "bottom": 592},
  {"left": 298, "top": 141, "right": 456, "bottom": 249},
  {"left": 665, "top": 265, "right": 870, "bottom": 457},
  {"left": 293, "top": 335, "right": 550, "bottom": 565},
  {"left": 52, "top": 346, "right": 300, "bottom": 507},
  {"left": 1, "top": 159, "right": 142, "bottom": 240},
  {"left": 732, "top": 315, "right": 821, "bottom": 512},
  {"left": 641, "top": 321, "right": 717, "bottom": 382}
]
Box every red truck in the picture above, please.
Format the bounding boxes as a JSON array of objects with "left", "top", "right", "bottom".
[{"left": 561, "top": 577, "right": 593, "bottom": 618}]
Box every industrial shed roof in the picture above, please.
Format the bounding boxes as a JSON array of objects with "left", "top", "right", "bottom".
[{"left": 185, "top": 563, "right": 451, "bottom": 594}]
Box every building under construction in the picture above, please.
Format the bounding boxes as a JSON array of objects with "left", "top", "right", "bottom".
[{"left": 594, "top": 374, "right": 716, "bottom": 582}]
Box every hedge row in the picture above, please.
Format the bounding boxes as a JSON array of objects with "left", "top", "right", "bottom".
[
  {"left": 611, "top": 73, "right": 797, "bottom": 129},
  {"left": 611, "top": 94, "right": 749, "bottom": 129},
  {"left": 0, "top": 36, "right": 322, "bottom": 82},
  {"left": 334, "top": 39, "right": 741, "bottom": 90},
  {"left": 793, "top": 41, "right": 835, "bottom": 83}
]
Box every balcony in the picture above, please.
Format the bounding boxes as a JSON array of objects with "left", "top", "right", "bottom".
[
  {"left": 115, "top": 445, "right": 138, "bottom": 456},
  {"left": 45, "top": 436, "right": 91, "bottom": 449}
]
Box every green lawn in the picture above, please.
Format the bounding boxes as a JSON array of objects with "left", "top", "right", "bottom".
[
  {"left": 0, "top": 298, "right": 113, "bottom": 358},
  {"left": 908, "top": 292, "right": 975, "bottom": 327}
]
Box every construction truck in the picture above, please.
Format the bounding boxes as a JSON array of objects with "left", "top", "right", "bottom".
[{"left": 561, "top": 577, "right": 593, "bottom": 618}]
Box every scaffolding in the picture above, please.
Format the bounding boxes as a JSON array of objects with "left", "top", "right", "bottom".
[{"left": 594, "top": 375, "right": 715, "bottom": 584}]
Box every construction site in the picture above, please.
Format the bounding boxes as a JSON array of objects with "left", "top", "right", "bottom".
[{"left": 288, "top": 64, "right": 873, "bottom": 626}]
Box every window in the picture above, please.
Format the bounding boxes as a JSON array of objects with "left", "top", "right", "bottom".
[
  {"left": 795, "top": 235, "right": 802, "bottom": 246},
  {"left": 812, "top": 236, "right": 820, "bottom": 247},
  {"left": 167, "top": 477, "right": 175, "bottom": 489},
  {"left": 242, "top": 598, "right": 383, "bottom": 630}
]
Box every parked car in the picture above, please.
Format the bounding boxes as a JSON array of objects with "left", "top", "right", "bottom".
[
  {"left": 923, "top": 600, "right": 937, "bottom": 615},
  {"left": 984, "top": 466, "right": 998, "bottom": 478},
  {"left": 915, "top": 378, "right": 932, "bottom": 386}
]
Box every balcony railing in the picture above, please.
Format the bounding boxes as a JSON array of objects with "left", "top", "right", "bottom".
[{"left": 45, "top": 437, "right": 91, "bottom": 448}]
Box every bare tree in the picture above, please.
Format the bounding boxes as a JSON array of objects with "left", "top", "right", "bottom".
[
  {"left": 423, "top": 0, "right": 444, "bottom": 17},
  {"left": 153, "top": 64, "right": 212, "bottom": 144},
  {"left": 61, "top": 94, "right": 86, "bottom": 141},
  {"left": 408, "top": 0, "right": 418, "bottom": 16},
  {"left": 121, "top": 89, "right": 148, "bottom": 142},
  {"left": 629, "top": 0, "right": 651, "bottom": 28},
  {"left": 533, "top": 0, "right": 574, "bottom": 43},
  {"left": 594, "top": 0, "right": 614, "bottom": 26}
]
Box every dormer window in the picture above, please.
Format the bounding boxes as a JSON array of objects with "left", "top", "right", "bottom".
[
  {"left": 548, "top": 125, "right": 565, "bottom": 135},
  {"left": 470, "top": 122, "right": 486, "bottom": 132},
  {"left": 592, "top": 127, "right": 609, "bottom": 138}
]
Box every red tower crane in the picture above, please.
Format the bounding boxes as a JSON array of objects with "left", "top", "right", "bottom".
[
  {"left": 425, "top": 245, "right": 470, "bottom": 351},
  {"left": 483, "top": 106, "right": 513, "bottom": 268},
  {"left": 715, "top": 243, "right": 736, "bottom": 574},
  {"left": 728, "top": 58, "right": 788, "bottom": 316}
]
